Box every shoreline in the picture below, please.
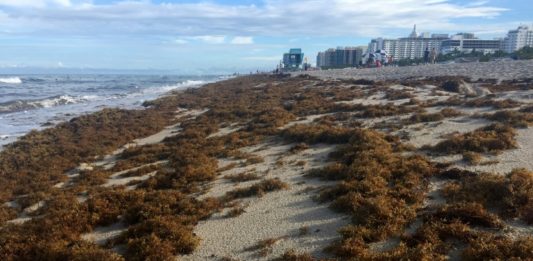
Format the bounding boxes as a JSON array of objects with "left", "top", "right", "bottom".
[
  {"left": 0, "top": 78, "right": 217, "bottom": 151},
  {"left": 0, "top": 63, "right": 532, "bottom": 260}
]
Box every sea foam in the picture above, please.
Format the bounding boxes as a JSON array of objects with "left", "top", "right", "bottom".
[
  {"left": 0, "top": 95, "right": 101, "bottom": 113},
  {"left": 0, "top": 77, "right": 22, "bottom": 84}
]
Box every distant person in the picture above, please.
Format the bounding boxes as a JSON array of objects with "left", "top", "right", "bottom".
[
  {"left": 424, "top": 48, "right": 430, "bottom": 64},
  {"left": 368, "top": 54, "right": 374, "bottom": 68},
  {"left": 388, "top": 55, "right": 394, "bottom": 66},
  {"left": 374, "top": 53, "right": 381, "bottom": 67},
  {"left": 431, "top": 48, "right": 437, "bottom": 64}
]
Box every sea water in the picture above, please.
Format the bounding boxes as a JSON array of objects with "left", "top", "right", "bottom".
[{"left": 0, "top": 74, "right": 224, "bottom": 149}]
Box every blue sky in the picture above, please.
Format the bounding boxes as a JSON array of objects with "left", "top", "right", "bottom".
[{"left": 0, "top": 0, "right": 531, "bottom": 74}]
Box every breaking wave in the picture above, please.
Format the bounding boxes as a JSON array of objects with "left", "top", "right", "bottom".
[
  {"left": 142, "top": 80, "right": 207, "bottom": 94},
  {"left": 0, "top": 79, "right": 207, "bottom": 114},
  {"left": 0, "top": 77, "right": 22, "bottom": 84},
  {"left": 0, "top": 95, "right": 101, "bottom": 114}
]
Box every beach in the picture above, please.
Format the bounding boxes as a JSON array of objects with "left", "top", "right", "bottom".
[
  {"left": 295, "top": 59, "right": 533, "bottom": 82},
  {"left": 0, "top": 75, "right": 220, "bottom": 150},
  {"left": 1, "top": 60, "right": 532, "bottom": 260}
]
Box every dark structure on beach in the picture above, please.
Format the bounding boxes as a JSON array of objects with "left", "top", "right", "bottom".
[{"left": 282, "top": 48, "right": 304, "bottom": 71}]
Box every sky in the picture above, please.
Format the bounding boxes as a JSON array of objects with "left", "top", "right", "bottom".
[{"left": 0, "top": 0, "right": 531, "bottom": 74}]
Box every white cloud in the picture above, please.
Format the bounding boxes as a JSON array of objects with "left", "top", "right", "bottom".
[
  {"left": 467, "top": 1, "right": 489, "bottom": 7},
  {"left": 231, "top": 36, "right": 253, "bottom": 45},
  {"left": 0, "top": 0, "right": 512, "bottom": 38},
  {"left": 187, "top": 35, "right": 255, "bottom": 45},
  {"left": 0, "top": 0, "right": 71, "bottom": 8},
  {"left": 243, "top": 56, "right": 280, "bottom": 61},
  {"left": 54, "top": 0, "right": 71, "bottom": 7},
  {"left": 0, "top": 0, "right": 46, "bottom": 7},
  {"left": 190, "top": 35, "right": 226, "bottom": 44},
  {"left": 174, "top": 39, "right": 188, "bottom": 44}
]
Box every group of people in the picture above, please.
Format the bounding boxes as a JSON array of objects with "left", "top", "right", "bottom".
[
  {"left": 367, "top": 47, "right": 438, "bottom": 68},
  {"left": 368, "top": 51, "right": 394, "bottom": 68},
  {"left": 424, "top": 47, "right": 438, "bottom": 64}
]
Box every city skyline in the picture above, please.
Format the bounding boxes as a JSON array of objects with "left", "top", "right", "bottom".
[{"left": 0, "top": 0, "right": 531, "bottom": 74}]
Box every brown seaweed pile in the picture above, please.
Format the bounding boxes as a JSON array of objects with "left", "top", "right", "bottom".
[{"left": 0, "top": 74, "right": 531, "bottom": 260}]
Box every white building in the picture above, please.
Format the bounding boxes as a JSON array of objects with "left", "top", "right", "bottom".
[
  {"left": 367, "top": 25, "right": 447, "bottom": 60},
  {"left": 441, "top": 33, "right": 502, "bottom": 54},
  {"left": 502, "top": 25, "right": 533, "bottom": 53},
  {"left": 365, "top": 25, "right": 533, "bottom": 62}
]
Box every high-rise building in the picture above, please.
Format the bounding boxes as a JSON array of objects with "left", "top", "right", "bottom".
[
  {"left": 409, "top": 24, "right": 418, "bottom": 38},
  {"left": 367, "top": 38, "right": 384, "bottom": 55},
  {"left": 368, "top": 26, "right": 448, "bottom": 60},
  {"left": 364, "top": 25, "right": 533, "bottom": 62},
  {"left": 451, "top": 33, "right": 476, "bottom": 40},
  {"left": 502, "top": 26, "right": 533, "bottom": 53},
  {"left": 431, "top": 34, "right": 449, "bottom": 39},
  {"left": 283, "top": 48, "right": 304, "bottom": 71},
  {"left": 420, "top": 32, "right": 431, "bottom": 38},
  {"left": 441, "top": 33, "right": 502, "bottom": 54},
  {"left": 316, "top": 47, "right": 363, "bottom": 68}
]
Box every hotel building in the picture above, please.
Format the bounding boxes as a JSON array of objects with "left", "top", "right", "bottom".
[
  {"left": 441, "top": 33, "right": 502, "bottom": 54},
  {"left": 316, "top": 47, "right": 363, "bottom": 69},
  {"left": 367, "top": 25, "right": 448, "bottom": 60},
  {"left": 502, "top": 25, "right": 533, "bottom": 53}
]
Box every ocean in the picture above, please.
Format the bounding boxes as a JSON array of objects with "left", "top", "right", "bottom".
[{"left": 0, "top": 74, "right": 223, "bottom": 149}]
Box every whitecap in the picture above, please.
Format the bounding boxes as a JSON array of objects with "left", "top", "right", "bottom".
[
  {"left": 143, "top": 80, "right": 207, "bottom": 94},
  {"left": 0, "top": 77, "right": 22, "bottom": 84},
  {"left": 0, "top": 95, "right": 99, "bottom": 113}
]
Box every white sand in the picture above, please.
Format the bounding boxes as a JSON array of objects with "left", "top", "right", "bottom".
[
  {"left": 283, "top": 72, "right": 531, "bottom": 258},
  {"left": 296, "top": 60, "right": 533, "bottom": 81},
  {"left": 280, "top": 113, "right": 333, "bottom": 130},
  {"left": 81, "top": 222, "right": 128, "bottom": 245},
  {"left": 208, "top": 123, "right": 242, "bottom": 138},
  {"left": 6, "top": 201, "right": 45, "bottom": 225},
  {"left": 404, "top": 116, "right": 491, "bottom": 148},
  {"left": 125, "top": 108, "right": 208, "bottom": 148},
  {"left": 58, "top": 108, "right": 207, "bottom": 190},
  {"left": 7, "top": 215, "right": 34, "bottom": 225},
  {"left": 132, "top": 123, "right": 182, "bottom": 146},
  {"left": 441, "top": 128, "right": 533, "bottom": 175},
  {"left": 182, "top": 141, "right": 350, "bottom": 260},
  {"left": 103, "top": 160, "right": 167, "bottom": 188}
]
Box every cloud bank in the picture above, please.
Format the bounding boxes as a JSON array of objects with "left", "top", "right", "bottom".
[{"left": 0, "top": 0, "right": 509, "bottom": 38}]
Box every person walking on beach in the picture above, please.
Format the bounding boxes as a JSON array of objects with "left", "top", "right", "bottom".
[
  {"left": 374, "top": 52, "right": 381, "bottom": 68},
  {"left": 424, "top": 48, "right": 430, "bottom": 64},
  {"left": 368, "top": 53, "right": 374, "bottom": 68},
  {"left": 431, "top": 48, "right": 437, "bottom": 64}
]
